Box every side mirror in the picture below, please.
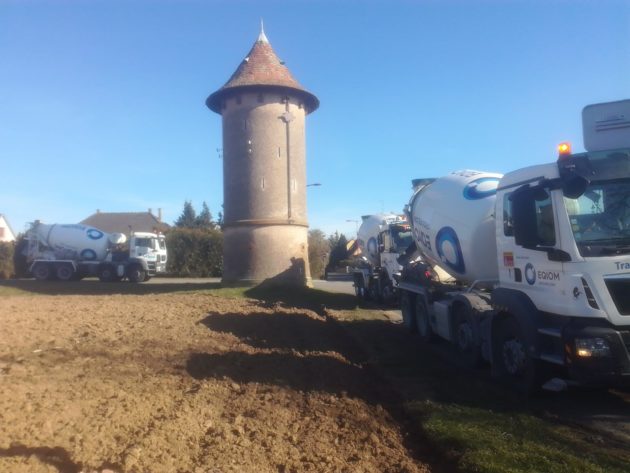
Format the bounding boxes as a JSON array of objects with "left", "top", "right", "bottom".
[
  {"left": 562, "top": 175, "right": 589, "bottom": 199},
  {"left": 511, "top": 187, "right": 539, "bottom": 248}
]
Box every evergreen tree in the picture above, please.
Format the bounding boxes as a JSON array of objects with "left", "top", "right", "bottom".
[
  {"left": 175, "top": 201, "right": 197, "bottom": 228},
  {"left": 308, "top": 229, "right": 329, "bottom": 279},
  {"left": 327, "top": 232, "right": 349, "bottom": 270},
  {"left": 195, "top": 201, "right": 214, "bottom": 229}
]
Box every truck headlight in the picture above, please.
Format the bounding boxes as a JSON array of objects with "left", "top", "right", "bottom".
[{"left": 575, "top": 338, "right": 611, "bottom": 358}]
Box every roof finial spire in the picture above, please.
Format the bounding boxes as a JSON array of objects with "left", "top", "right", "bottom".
[{"left": 258, "top": 19, "right": 269, "bottom": 43}]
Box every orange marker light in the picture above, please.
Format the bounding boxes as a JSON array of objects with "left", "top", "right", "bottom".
[{"left": 557, "top": 142, "right": 572, "bottom": 156}]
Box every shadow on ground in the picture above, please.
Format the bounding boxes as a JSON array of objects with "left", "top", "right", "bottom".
[
  {"left": 244, "top": 284, "right": 358, "bottom": 314},
  {"left": 191, "top": 308, "right": 463, "bottom": 473}
]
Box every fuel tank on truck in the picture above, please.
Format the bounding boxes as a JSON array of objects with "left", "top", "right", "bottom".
[
  {"left": 357, "top": 214, "right": 405, "bottom": 267},
  {"left": 33, "top": 223, "right": 126, "bottom": 261},
  {"left": 408, "top": 170, "right": 503, "bottom": 285}
]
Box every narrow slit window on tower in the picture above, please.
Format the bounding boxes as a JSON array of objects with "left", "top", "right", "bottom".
[
  {"left": 261, "top": 178, "right": 266, "bottom": 190},
  {"left": 277, "top": 147, "right": 281, "bottom": 158}
]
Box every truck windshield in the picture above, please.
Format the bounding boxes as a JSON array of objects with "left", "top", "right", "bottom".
[
  {"left": 135, "top": 238, "right": 155, "bottom": 249},
  {"left": 564, "top": 178, "right": 630, "bottom": 256},
  {"left": 392, "top": 229, "right": 413, "bottom": 252}
]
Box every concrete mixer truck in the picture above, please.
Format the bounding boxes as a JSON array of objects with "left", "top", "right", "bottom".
[
  {"left": 351, "top": 214, "right": 412, "bottom": 302},
  {"left": 22, "top": 221, "right": 167, "bottom": 282},
  {"left": 398, "top": 99, "right": 630, "bottom": 391}
]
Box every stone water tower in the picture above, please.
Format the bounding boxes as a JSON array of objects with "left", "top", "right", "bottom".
[{"left": 206, "top": 27, "right": 319, "bottom": 286}]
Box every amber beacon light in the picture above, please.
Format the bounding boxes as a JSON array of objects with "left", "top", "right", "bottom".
[{"left": 557, "top": 142, "right": 572, "bottom": 157}]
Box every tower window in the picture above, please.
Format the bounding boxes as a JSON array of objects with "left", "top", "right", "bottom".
[
  {"left": 277, "top": 147, "right": 281, "bottom": 158},
  {"left": 261, "top": 178, "right": 266, "bottom": 190}
]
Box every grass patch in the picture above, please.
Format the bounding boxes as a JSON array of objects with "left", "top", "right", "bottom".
[
  {"left": 335, "top": 309, "right": 630, "bottom": 473},
  {"left": 414, "top": 401, "right": 629, "bottom": 473}
]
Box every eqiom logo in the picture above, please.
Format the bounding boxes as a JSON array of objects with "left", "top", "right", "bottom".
[
  {"left": 463, "top": 177, "right": 500, "bottom": 200},
  {"left": 525, "top": 263, "right": 537, "bottom": 285}
]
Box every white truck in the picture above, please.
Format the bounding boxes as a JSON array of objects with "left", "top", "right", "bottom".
[
  {"left": 398, "top": 99, "right": 630, "bottom": 391},
  {"left": 22, "top": 221, "right": 168, "bottom": 282},
  {"left": 352, "top": 214, "right": 413, "bottom": 302}
]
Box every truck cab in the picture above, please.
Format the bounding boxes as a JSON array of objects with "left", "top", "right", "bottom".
[
  {"left": 129, "top": 232, "right": 168, "bottom": 275},
  {"left": 494, "top": 100, "right": 630, "bottom": 386}
]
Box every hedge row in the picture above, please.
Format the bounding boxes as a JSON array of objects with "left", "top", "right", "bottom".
[{"left": 165, "top": 228, "right": 223, "bottom": 277}]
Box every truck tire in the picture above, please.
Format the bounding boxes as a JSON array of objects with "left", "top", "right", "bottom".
[
  {"left": 32, "top": 263, "right": 52, "bottom": 281},
  {"left": 453, "top": 304, "right": 482, "bottom": 367},
  {"left": 400, "top": 291, "right": 417, "bottom": 333},
  {"left": 493, "top": 316, "right": 540, "bottom": 394},
  {"left": 414, "top": 296, "right": 434, "bottom": 342},
  {"left": 380, "top": 281, "right": 394, "bottom": 303},
  {"left": 98, "top": 265, "right": 117, "bottom": 282},
  {"left": 55, "top": 264, "right": 75, "bottom": 281},
  {"left": 127, "top": 265, "right": 146, "bottom": 283}
]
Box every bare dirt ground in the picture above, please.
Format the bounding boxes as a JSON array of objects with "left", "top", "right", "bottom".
[{"left": 0, "top": 293, "right": 431, "bottom": 473}]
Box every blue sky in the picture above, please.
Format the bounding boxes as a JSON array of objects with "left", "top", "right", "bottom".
[{"left": 1, "top": 0, "right": 629, "bottom": 237}]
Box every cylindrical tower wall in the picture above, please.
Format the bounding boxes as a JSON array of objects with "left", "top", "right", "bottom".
[
  {"left": 221, "top": 92, "right": 307, "bottom": 225},
  {"left": 222, "top": 225, "right": 310, "bottom": 286},
  {"left": 219, "top": 90, "right": 311, "bottom": 286}
]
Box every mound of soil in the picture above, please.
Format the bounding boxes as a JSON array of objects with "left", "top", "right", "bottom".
[{"left": 0, "top": 293, "right": 428, "bottom": 473}]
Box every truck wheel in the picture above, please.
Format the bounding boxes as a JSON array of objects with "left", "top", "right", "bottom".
[
  {"left": 56, "top": 264, "right": 75, "bottom": 281},
  {"left": 127, "top": 265, "right": 146, "bottom": 283},
  {"left": 415, "top": 297, "right": 434, "bottom": 342},
  {"left": 32, "top": 263, "right": 52, "bottom": 281},
  {"left": 400, "top": 291, "right": 417, "bottom": 333},
  {"left": 380, "top": 281, "right": 394, "bottom": 303},
  {"left": 493, "top": 316, "right": 539, "bottom": 393},
  {"left": 98, "top": 265, "right": 116, "bottom": 282},
  {"left": 453, "top": 305, "right": 482, "bottom": 367}
]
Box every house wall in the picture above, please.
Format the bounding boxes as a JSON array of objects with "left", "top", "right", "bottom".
[{"left": 0, "top": 216, "right": 16, "bottom": 242}]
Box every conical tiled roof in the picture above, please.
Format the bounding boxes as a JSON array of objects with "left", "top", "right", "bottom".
[{"left": 207, "top": 30, "right": 318, "bottom": 114}]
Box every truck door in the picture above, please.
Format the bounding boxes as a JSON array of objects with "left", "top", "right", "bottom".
[{"left": 498, "top": 189, "right": 568, "bottom": 314}]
